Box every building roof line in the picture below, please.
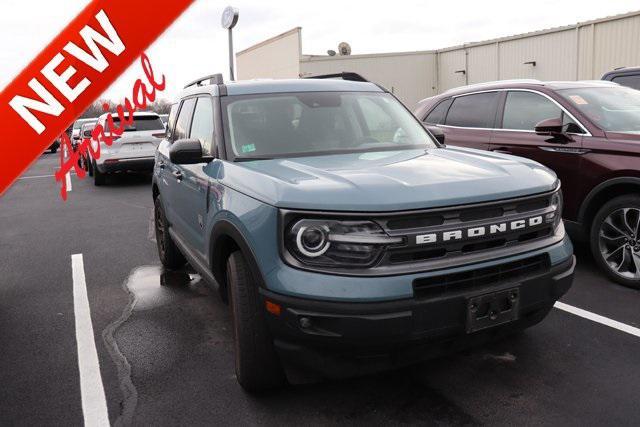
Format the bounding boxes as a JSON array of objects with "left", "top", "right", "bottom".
[
  {"left": 237, "top": 27, "right": 301, "bottom": 56},
  {"left": 299, "top": 9, "right": 640, "bottom": 61}
]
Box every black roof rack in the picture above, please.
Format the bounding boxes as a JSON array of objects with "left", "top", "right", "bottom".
[
  {"left": 184, "top": 73, "right": 224, "bottom": 89},
  {"left": 303, "top": 72, "right": 369, "bottom": 82}
]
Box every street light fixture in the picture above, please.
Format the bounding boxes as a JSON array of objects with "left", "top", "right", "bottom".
[{"left": 221, "top": 6, "right": 239, "bottom": 81}]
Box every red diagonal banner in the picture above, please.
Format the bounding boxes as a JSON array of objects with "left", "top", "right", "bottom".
[{"left": 0, "top": 0, "right": 195, "bottom": 195}]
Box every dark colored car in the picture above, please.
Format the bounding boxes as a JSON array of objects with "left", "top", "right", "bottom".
[
  {"left": 602, "top": 67, "right": 640, "bottom": 90},
  {"left": 414, "top": 80, "right": 640, "bottom": 288}
]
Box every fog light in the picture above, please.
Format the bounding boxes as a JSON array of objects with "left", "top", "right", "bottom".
[{"left": 299, "top": 317, "right": 311, "bottom": 329}]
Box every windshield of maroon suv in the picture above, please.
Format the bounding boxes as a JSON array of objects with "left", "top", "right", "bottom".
[
  {"left": 222, "top": 91, "right": 436, "bottom": 159},
  {"left": 559, "top": 86, "right": 640, "bottom": 133}
]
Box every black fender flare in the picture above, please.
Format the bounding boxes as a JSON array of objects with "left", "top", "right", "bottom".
[
  {"left": 209, "top": 219, "right": 267, "bottom": 292},
  {"left": 578, "top": 177, "right": 640, "bottom": 223}
]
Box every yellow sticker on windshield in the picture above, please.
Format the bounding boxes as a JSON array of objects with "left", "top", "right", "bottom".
[{"left": 569, "top": 95, "right": 588, "bottom": 105}]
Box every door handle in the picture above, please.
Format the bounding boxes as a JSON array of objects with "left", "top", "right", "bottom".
[
  {"left": 172, "top": 170, "right": 183, "bottom": 180},
  {"left": 539, "top": 146, "right": 590, "bottom": 154},
  {"left": 491, "top": 148, "right": 512, "bottom": 154}
]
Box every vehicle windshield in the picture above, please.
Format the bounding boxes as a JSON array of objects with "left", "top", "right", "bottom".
[
  {"left": 558, "top": 86, "right": 640, "bottom": 133},
  {"left": 222, "top": 91, "right": 436, "bottom": 159},
  {"left": 106, "top": 116, "right": 164, "bottom": 132}
]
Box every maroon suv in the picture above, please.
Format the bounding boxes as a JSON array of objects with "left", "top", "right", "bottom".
[{"left": 414, "top": 80, "right": 640, "bottom": 288}]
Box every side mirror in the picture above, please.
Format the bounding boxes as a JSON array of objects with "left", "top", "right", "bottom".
[
  {"left": 534, "top": 118, "right": 564, "bottom": 136},
  {"left": 425, "top": 124, "right": 445, "bottom": 145},
  {"left": 534, "top": 117, "right": 574, "bottom": 143},
  {"left": 169, "top": 138, "right": 212, "bottom": 164},
  {"left": 82, "top": 129, "right": 93, "bottom": 138}
]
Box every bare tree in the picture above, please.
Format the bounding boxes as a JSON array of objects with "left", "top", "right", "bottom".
[
  {"left": 79, "top": 97, "right": 172, "bottom": 119},
  {"left": 147, "top": 99, "right": 172, "bottom": 114},
  {"left": 80, "top": 99, "right": 116, "bottom": 119}
]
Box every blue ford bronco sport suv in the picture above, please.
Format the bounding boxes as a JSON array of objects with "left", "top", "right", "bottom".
[{"left": 152, "top": 73, "right": 575, "bottom": 392}]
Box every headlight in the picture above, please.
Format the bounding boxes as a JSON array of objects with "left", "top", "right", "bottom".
[
  {"left": 285, "top": 219, "right": 403, "bottom": 268},
  {"left": 545, "top": 189, "right": 563, "bottom": 230}
]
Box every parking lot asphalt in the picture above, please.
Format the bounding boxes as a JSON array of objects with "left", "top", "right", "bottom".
[{"left": 1, "top": 153, "right": 639, "bottom": 426}]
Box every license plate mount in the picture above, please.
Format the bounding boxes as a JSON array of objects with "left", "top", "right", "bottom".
[{"left": 466, "top": 287, "right": 520, "bottom": 333}]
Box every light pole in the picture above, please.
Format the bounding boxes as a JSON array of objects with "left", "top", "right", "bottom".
[{"left": 221, "top": 6, "right": 239, "bottom": 81}]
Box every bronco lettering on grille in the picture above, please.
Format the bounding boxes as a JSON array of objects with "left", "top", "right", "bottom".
[{"left": 415, "top": 215, "right": 544, "bottom": 245}]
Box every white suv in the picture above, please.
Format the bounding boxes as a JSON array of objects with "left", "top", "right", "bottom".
[{"left": 88, "top": 111, "right": 165, "bottom": 185}]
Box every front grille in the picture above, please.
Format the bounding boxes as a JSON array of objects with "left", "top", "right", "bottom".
[
  {"left": 412, "top": 254, "right": 549, "bottom": 298},
  {"left": 279, "top": 189, "right": 560, "bottom": 277},
  {"left": 375, "top": 192, "right": 556, "bottom": 267}
]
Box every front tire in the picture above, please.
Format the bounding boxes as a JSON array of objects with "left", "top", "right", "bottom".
[
  {"left": 590, "top": 194, "right": 640, "bottom": 288},
  {"left": 227, "top": 251, "right": 285, "bottom": 392},
  {"left": 154, "top": 197, "right": 186, "bottom": 269}
]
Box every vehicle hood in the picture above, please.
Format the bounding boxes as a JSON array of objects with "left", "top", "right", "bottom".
[{"left": 219, "top": 147, "right": 558, "bottom": 212}]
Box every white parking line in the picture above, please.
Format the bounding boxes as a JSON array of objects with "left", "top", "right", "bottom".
[
  {"left": 18, "top": 173, "right": 77, "bottom": 180},
  {"left": 64, "top": 146, "right": 72, "bottom": 192},
  {"left": 71, "top": 254, "right": 109, "bottom": 426},
  {"left": 66, "top": 171, "right": 73, "bottom": 192},
  {"left": 18, "top": 174, "right": 56, "bottom": 180},
  {"left": 554, "top": 301, "right": 640, "bottom": 339}
]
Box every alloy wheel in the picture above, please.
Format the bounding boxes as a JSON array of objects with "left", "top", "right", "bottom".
[{"left": 598, "top": 207, "right": 640, "bottom": 280}]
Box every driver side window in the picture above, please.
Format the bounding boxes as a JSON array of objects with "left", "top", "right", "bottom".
[
  {"left": 173, "top": 98, "right": 196, "bottom": 142},
  {"left": 189, "top": 97, "right": 215, "bottom": 156}
]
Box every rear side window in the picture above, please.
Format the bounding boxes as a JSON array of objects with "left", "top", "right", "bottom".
[
  {"left": 445, "top": 92, "right": 499, "bottom": 128},
  {"left": 173, "top": 98, "right": 196, "bottom": 141},
  {"left": 611, "top": 75, "right": 640, "bottom": 90},
  {"left": 423, "top": 99, "right": 452, "bottom": 125},
  {"left": 502, "top": 91, "right": 561, "bottom": 131},
  {"left": 189, "top": 97, "right": 215, "bottom": 156},
  {"left": 165, "top": 104, "right": 179, "bottom": 139}
]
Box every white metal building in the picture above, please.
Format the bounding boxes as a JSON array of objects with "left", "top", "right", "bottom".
[{"left": 236, "top": 11, "right": 640, "bottom": 108}]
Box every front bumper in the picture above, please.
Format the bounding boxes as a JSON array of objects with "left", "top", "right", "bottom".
[
  {"left": 261, "top": 254, "right": 575, "bottom": 380},
  {"left": 96, "top": 156, "right": 155, "bottom": 173}
]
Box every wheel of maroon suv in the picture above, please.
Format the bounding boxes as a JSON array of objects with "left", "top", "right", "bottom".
[
  {"left": 590, "top": 195, "right": 640, "bottom": 289},
  {"left": 226, "top": 250, "right": 285, "bottom": 392}
]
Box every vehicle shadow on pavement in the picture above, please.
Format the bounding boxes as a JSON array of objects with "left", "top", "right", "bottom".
[
  {"left": 106, "top": 265, "right": 485, "bottom": 425},
  {"left": 99, "top": 173, "right": 152, "bottom": 188},
  {"left": 105, "top": 253, "right": 640, "bottom": 426}
]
